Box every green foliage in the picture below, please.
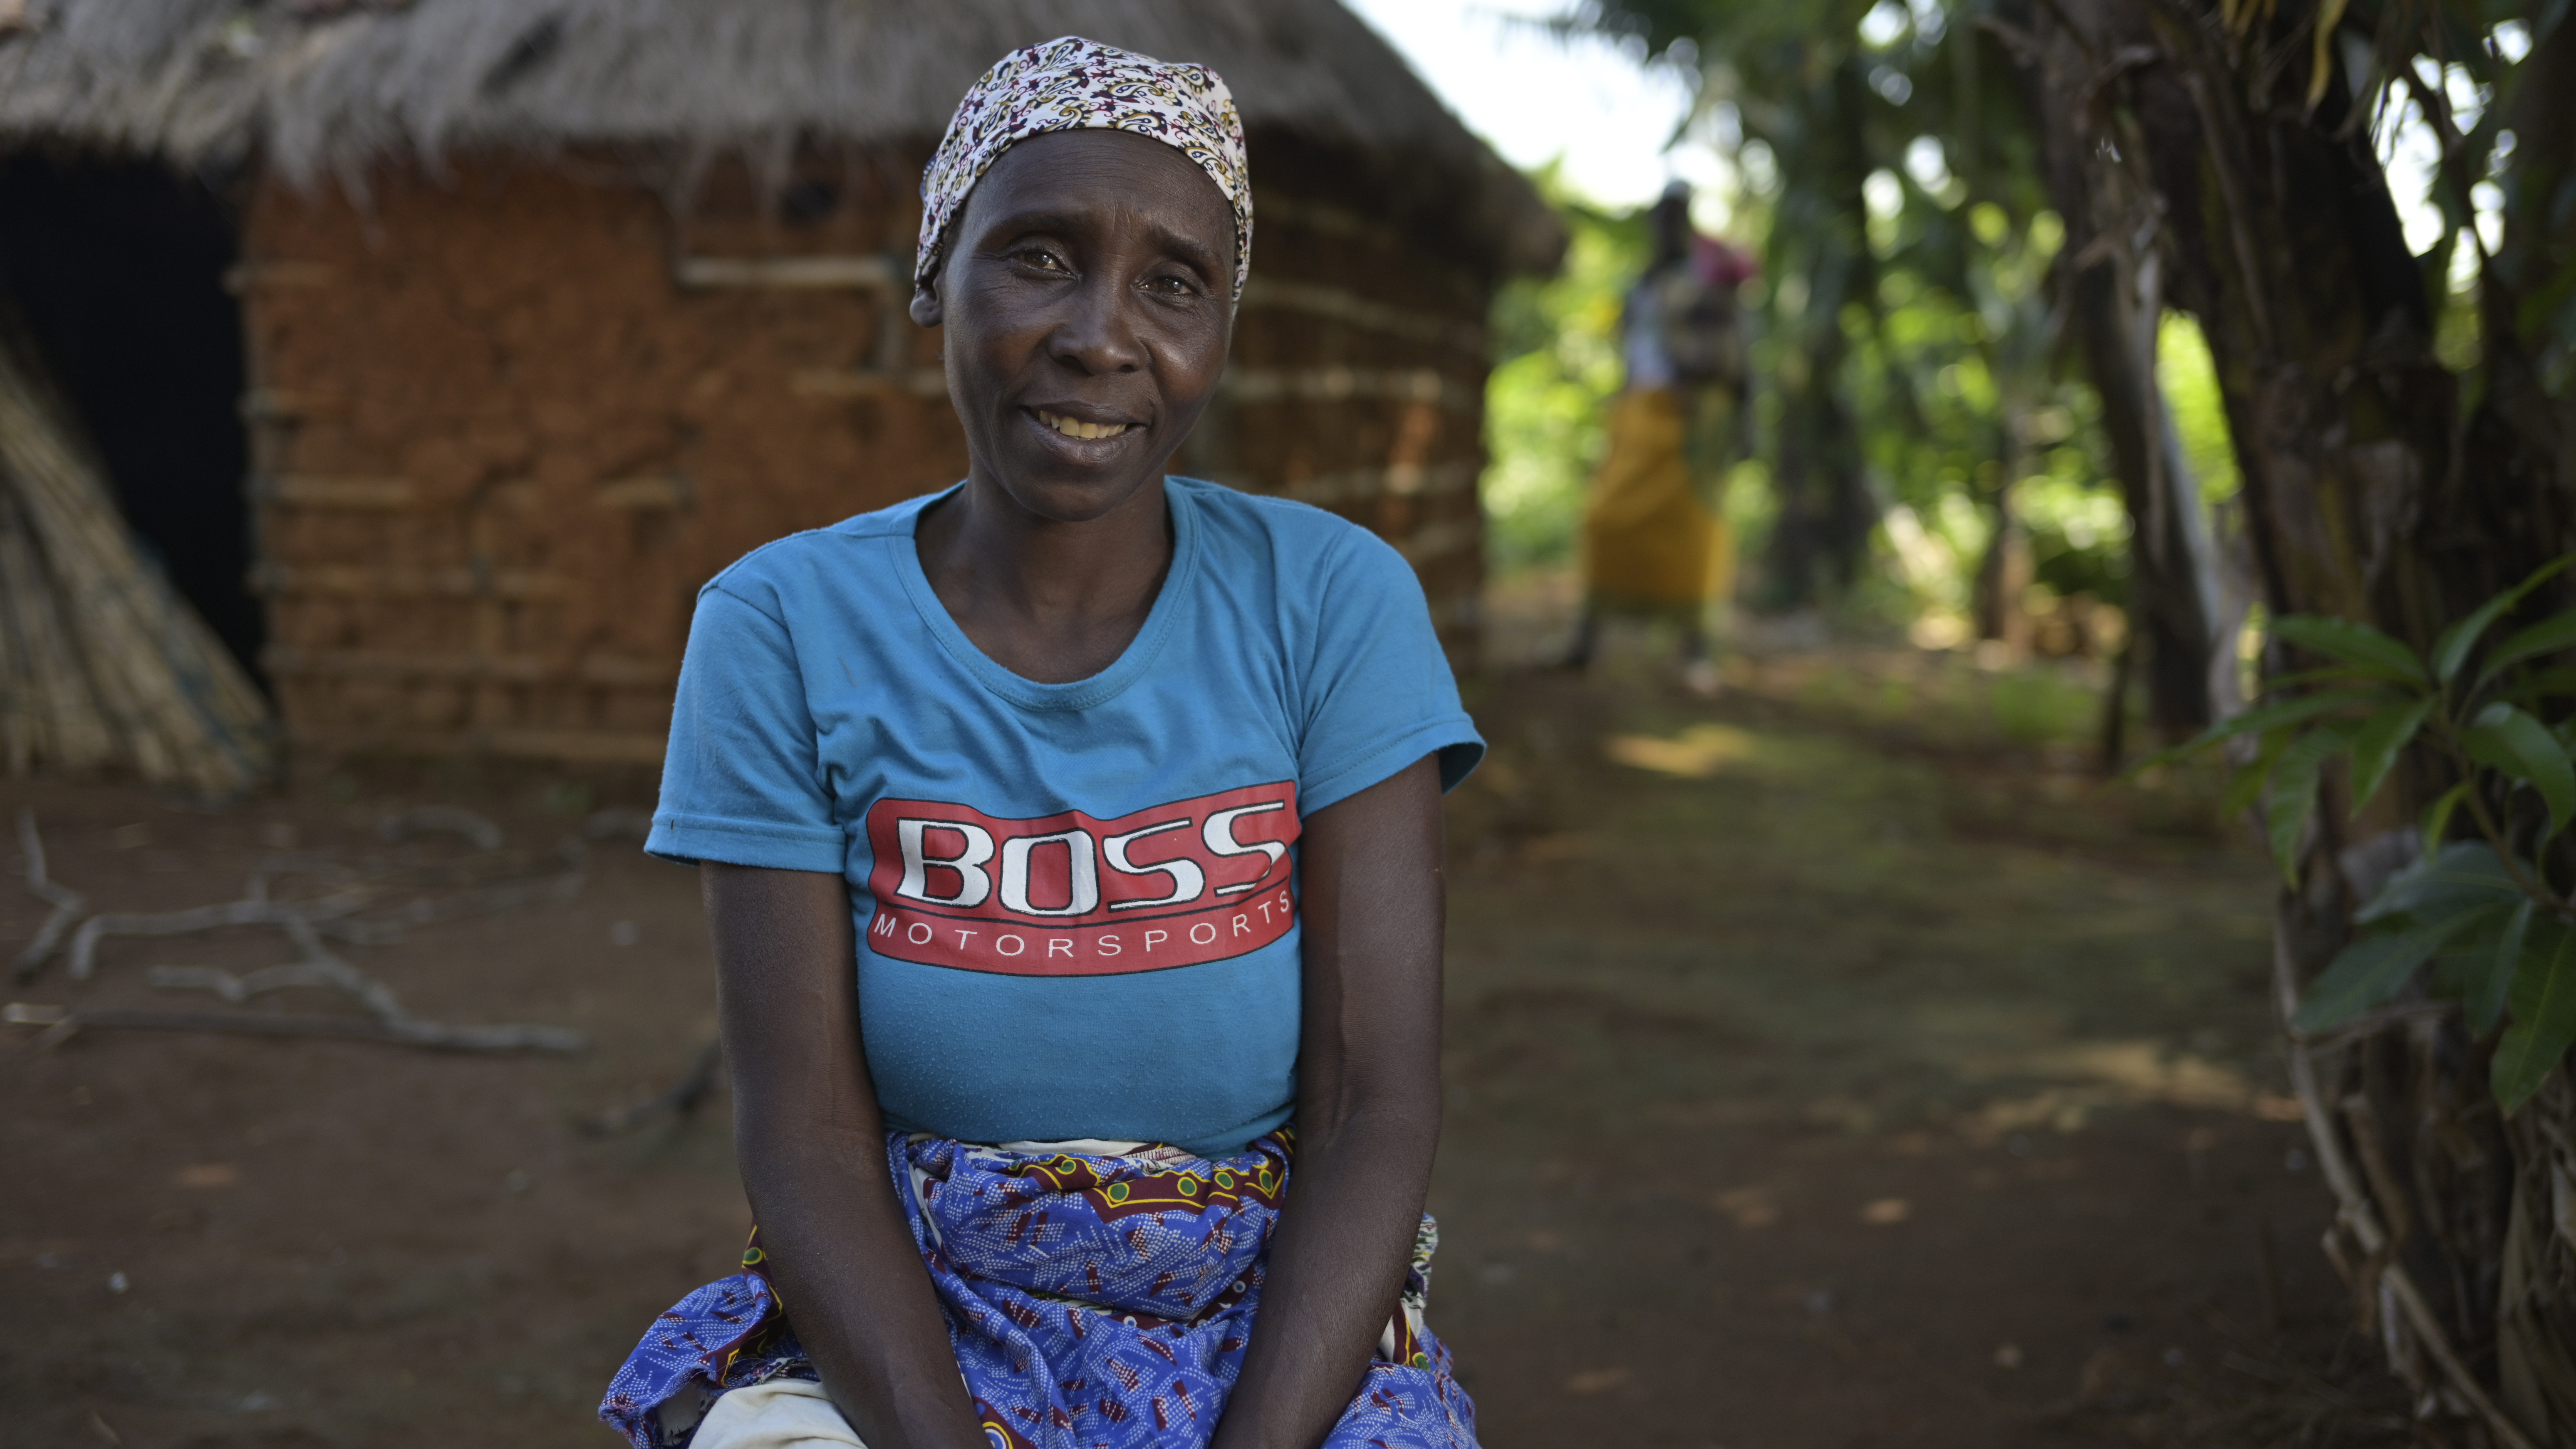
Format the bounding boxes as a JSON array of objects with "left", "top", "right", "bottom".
[
  {"left": 1852, "top": 199, "right": 2130, "bottom": 618},
  {"left": 2467, "top": 899, "right": 2531, "bottom": 1034},
  {"left": 2143, "top": 557, "right": 2576, "bottom": 1111},
  {"left": 2465, "top": 703, "right": 2576, "bottom": 836},
  {"left": 2290, "top": 895, "right": 2500, "bottom": 1036},
  {"left": 2019, "top": 469, "right": 2131, "bottom": 602},
  {"left": 2268, "top": 615, "right": 2430, "bottom": 685},
  {"left": 1567, "top": 0, "right": 2569, "bottom": 636},
  {"left": 1568, "top": 0, "right": 2136, "bottom": 618},
  {"left": 1986, "top": 667, "right": 2099, "bottom": 744},
  {"left": 2157, "top": 314, "right": 2239, "bottom": 504},
  {"left": 2499, "top": 919, "right": 2576, "bottom": 1108}
]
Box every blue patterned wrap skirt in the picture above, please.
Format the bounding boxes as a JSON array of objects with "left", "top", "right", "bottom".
[{"left": 599, "top": 1130, "right": 1477, "bottom": 1449}]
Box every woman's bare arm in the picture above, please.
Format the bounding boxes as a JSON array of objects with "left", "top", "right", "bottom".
[
  {"left": 704, "top": 863, "right": 989, "bottom": 1449},
  {"left": 1211, "top": 755, "right": 1447, "bottom": 1449}
]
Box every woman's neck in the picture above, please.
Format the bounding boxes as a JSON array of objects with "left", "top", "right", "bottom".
[{"left": 913, "top": 473, "right": 1176, "bottom": 685}]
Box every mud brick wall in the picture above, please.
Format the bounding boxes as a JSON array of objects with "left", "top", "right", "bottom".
[
  {"left": 1202, "top": 140, "right": 1494, "bottom": 653},
  {"left": 237, "top": 139, "right": 1491, "bottom": 764}
]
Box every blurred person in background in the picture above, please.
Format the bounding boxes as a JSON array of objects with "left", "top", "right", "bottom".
[{"left": 1561, "top": 181, "right": 1754, "bottom": 695}]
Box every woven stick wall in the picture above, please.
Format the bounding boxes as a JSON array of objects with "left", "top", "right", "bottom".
[{"left": 0, "top": 312, "right": 274, "bottom": 795}]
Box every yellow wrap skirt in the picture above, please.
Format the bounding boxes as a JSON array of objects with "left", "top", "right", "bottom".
[{"left": 1579, "top": 387, "right": 1732, "bottom": 615}]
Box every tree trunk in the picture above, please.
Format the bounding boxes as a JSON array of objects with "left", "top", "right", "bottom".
[
  {"left": 2009, "top": 0, "right": 2574, "bottom": 1434},
  {"left": 2074, "top": 253, "right": 2234, "bottom": 731},
  {"left": 1755, "top": 56, "right": 1882, "bottom": 613},
  {"left": 1972, "top": 391, "right": 2034, "bottom": 648},
  {"left": 1765, "top": 354, "right": 1875, "bottom": 611},
  {"left": 2009, "top": 2, "right": 2234, "bottom": 733}
]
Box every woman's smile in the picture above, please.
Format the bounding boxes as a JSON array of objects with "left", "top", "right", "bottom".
[{"left": 1030, "top": 407, "right": 1139, "bottom": 442}]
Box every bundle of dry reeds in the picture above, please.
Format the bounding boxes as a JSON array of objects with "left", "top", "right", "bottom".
[{"left": 0, "top": 309, "right": 274, "bottom": 796}]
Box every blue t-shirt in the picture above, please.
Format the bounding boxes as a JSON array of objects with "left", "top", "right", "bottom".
[{"left": 646, "top": 477, "right": 1483, "bottom": 1156}]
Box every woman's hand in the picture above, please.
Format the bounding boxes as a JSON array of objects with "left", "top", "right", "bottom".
[
  {"left": 705, "top": 863, "right": 991, "bottom": 1449},
  {"left": 1211, "top": 755, "right": 1447, "bottom": 1449}
]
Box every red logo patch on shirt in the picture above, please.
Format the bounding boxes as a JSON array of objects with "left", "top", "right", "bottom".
[{"left": 862, "top": 782, "right": 1299, "bottom": 975}]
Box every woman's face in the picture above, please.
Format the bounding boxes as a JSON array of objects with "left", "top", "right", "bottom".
[{"left": 912, "top": 129, "right": 1236, "bottom": 524}]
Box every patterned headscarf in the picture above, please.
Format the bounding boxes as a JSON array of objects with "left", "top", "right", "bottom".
[{"left": 915, "top": 36, "right": 1252, "bottom": 302}]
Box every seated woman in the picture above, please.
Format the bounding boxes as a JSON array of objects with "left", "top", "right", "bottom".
[{"left": 599, "top": 37, "right": 1484, "bottom": 1449}]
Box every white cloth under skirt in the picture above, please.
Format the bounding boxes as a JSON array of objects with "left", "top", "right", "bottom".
[{"left": 691, "top": 1378, "right": 865, "bottom": 1449}]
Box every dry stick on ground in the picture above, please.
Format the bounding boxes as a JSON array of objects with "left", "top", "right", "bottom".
[
  {"left": 3, "top": 1001, "right": 584, "bottom": 1053},
  {"left": 8, "top": 917, "right": 586, "bottom": 1055},
  {"left": 66, "top": 887, "right": 370, "bottom": 980},
  {"left": 100, "top": 914, "right": 587, "bottom": 1053},
  {"left": 36, "top": 836, "right": 589, "bottom": 973},
  {"left": 286, "top": 916, "right": 585, "bottom": 1053},
  {"left": 11, "top": 810, "right": 83, "bottom": 981},
  {"left": 5, "top": 816, "right": 587, "bottom": 1053},
  {"left": 54, "top": 834, "right": 585, "bottom": 973},
  {"left": 10, "top": 810, "right": 374, "bottom": 986},
  {"left": 146, "top": 960, "right": 370, "bottom": 1005}
]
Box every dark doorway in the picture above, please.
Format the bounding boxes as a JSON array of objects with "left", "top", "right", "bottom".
[{"left": 0, "top": 152, "right": 264, "bottom": 680}]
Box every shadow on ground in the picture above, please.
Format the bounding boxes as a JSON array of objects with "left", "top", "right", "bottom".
[{"left": 0, "top": 602, "right": 2412, "bottom": 1447}]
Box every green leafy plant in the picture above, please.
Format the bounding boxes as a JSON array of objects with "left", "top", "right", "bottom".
[{"left": 2148, "top": 558, "right": 2576, "bottom": 1111}]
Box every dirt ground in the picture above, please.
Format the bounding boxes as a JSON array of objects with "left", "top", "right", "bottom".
[{"left": 2, "top": 591, "right": 2419, "bottom": 1448}]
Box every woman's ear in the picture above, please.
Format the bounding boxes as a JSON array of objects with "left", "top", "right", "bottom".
[{"left": 909, "top": 283, "right": 944, "bottom": 328}]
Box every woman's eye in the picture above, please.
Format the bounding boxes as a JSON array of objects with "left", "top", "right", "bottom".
[{"left": 1015, "top": 247, "right": 1067, "bottom": 271}]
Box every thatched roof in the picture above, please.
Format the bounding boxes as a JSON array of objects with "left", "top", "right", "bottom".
[{"left": 0, "top": 0, "right": 1565, "bottom": 276}]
